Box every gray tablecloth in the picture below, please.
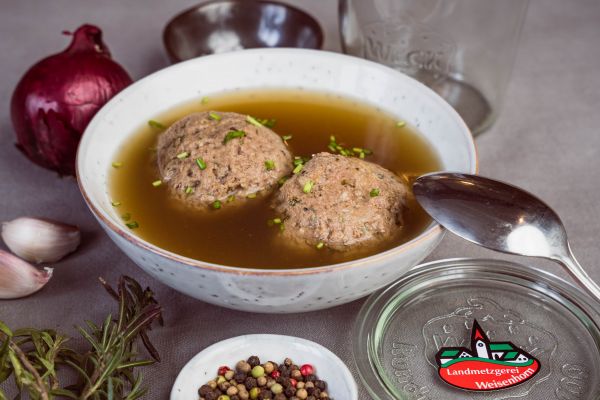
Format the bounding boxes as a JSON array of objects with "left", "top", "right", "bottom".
[{"left": 1, "top": 0, "right": 599, "bottom": 398}]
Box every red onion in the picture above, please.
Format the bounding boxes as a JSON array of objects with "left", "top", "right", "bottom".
[{"left": 10, "top": 24, "right": 132, "bottom": 175}]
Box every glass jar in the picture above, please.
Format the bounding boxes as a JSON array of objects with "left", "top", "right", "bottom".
[
  {"left": 353, "top": 258, "right": 600, "bottom": 399},
  {"left": 339, "top": 0, "right": 529, "bottom": 135}
]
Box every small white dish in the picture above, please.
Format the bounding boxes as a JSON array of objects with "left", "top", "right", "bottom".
[{"left": 170, "top": 334, "right": 358, "bottom": 400}]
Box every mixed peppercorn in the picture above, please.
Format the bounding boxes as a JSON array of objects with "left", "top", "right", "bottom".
[{"left": 198, "top": 356, "right": 331, "bottom": 400}]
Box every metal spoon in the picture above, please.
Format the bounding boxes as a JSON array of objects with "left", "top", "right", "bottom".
[{"left": 413, "top": 172, "right": 600, "bottom": 302}]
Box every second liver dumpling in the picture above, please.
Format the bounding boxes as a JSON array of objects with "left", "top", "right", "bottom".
[{"left": 271, "top": 152, "right": 408, "bottom": 251}]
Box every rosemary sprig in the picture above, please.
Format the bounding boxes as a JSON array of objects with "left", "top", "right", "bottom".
[{"left": 0, "top": 275, "right": 163, "bottom": 400}]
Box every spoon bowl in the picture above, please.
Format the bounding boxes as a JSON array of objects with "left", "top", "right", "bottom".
[{"left": 413, "top": 172, "right": 600, "bottom": 302}]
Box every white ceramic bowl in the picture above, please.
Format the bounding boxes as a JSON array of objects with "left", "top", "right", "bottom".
[
  {"left": 171, "top": 334, "right": 357, "bottom": 400},
  {"left": 77, "top": 49, "right": 477, "bottom": 313}
]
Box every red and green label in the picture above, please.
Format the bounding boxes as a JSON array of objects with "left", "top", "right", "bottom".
[{"left": 435, "top": 320, "right": 540, "bottom": 391}]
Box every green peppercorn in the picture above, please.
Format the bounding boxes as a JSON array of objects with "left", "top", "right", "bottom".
[
  {"left": 225, "top": 370, "right": 235, "bottom": 380},
  {"left": 250, "top": 387, "right": 260, "bottom": 399},
  {"left": 217, "top": 395, "right": 230, "bottom": 400},
  {"left": 251, "top": 365, "right": 265, "bottom": 378},
  {"left": 270, "top": 383, "right": 283, "bottom": 394}
]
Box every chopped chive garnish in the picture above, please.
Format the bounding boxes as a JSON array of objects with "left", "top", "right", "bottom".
[
  {"left": 209, "top": 112, "right": 222, "bottom": 121},
  {"left": 259, "top": 118, "right": 276, "bottom": 128},
  {"left": 278, "top": 176, "right": 288, "bottom": 186},
  {"left": 370, "top": 188, "right": 380, "bottom": 197},
  {"left": 279, "top": 223, "right": 285, "bottom": 232},
  {"left": 326, "top": 135, "right": 372, "bottom": 158},
  {"left": 247, "top": 193, "right": 257, "bottom": 199},
  {"left": 265, "top": 160, "right": 275, "bottom": 171},
  {"left": 121, "top": 213, "right": 131, "bottom": 221},
  {"left": 111, "top": 201, "right": 121, "bottom": 207},
  {"left": 201, "top": 96, "right": 209, "bottom": 104},
  {"left": 224, "top": 130, "right": 246, "bottom": 144},
  {"left": 227, "top": 195, "right": 236, "bottom": 203},
  {"left": 177, "top": 151, "right": 190, "bottom": 159},
  {"left": 112, "top": 162, "right": 123, "bottom": 168},
  {"left": 293, "top": 164, "right": 303, "bottom": 174},
  {"left": 152, "top": 180, "right": 162, "bottom": 187},
  {"left": 303, "top": 180, "right": 314, "bottom": 194},
  {"left": 212, "top": 200, "right": 222, "bottom": 209},
  {"left": 196, "top": 158, "right": 207, "bottom": 170},
  {"left": 273, "top": 218, "right": 282, "bottom": 225},
  {"left": 396, "top": 121, "right": 406, "bottom": 128},
  {"left": 246, "top": 115, "right": 263, "bottom": 127},
  {"left": 316, "top": 241, "right": 325, "bottom": 249},
  {"left": 281, "top": 135, "right": 292, "bottom": 144},
  {"left": 148, "top": 120, "right": 165, "bottom": 129},
  {"left": 126, "top": 221, "right": 139, "bottom": 229},
  {"left": 185, "top": 186, "right": 194, "bottom": 195}
]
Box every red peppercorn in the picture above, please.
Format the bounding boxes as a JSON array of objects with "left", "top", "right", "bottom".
[
  {"left": 300, "top": 364, "right": 314, "bottom": 376},
  {"left": 290, "top": 378, "right": 297, "bottom": 387},
  {"left": 218, "top": 366, "right": 230, "bottom": 375},
  {"left": 271, "top": 370, "right": 281, "bottom": 379}
]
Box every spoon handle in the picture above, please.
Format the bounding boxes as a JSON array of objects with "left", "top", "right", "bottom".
[{"left": 556, "top": 245, "right": 600, "bottom": 303}]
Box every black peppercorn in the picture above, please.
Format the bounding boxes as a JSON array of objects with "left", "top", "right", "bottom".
[
  {"left": 231, "top": 396, "right": 240, "bottom": 400},
  {"left": 285, "top": 386, "right": 296, "bottom": 397},
  {"left": 274, "top": 394, "right": 286, "bottom": 400},
  {"left": 278, "top": 377, "right": 290, "bottom": 387},
  {"left": 279, "top": 366, "right": 291, "bottom": 378},
  {"left": 258, "top": 390, "right": 273, "bottom": 399},
  {"left": 247, "top": 355, "right": 261, "bottom": 367},
  {"left": 305, "top": 374, "right": 317, "bottom": 382},
  {"left": 314, "top": 380, "right": 326, "bottom": 390},
  {"left": 199, "top": 385, "right": 212, "bottom": 396},
  {"left": 205, "top": 392, "right": 218, "bottom": 400},
  {"left": 235, "top": 372, "right": 247, "bottom": 383},
  {"left": 245, "top": 377, "right": 258, "bottom": 390}
]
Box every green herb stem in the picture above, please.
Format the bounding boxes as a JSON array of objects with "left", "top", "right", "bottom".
[
  {"left": 195, "top": 158, "right": 207, "bottom": 170},
  {"left": 223, "top": 130, "right": 246, "bottom": 144},
  {"left": 148, "top": 120, "right": 166, "bottom": 129}
]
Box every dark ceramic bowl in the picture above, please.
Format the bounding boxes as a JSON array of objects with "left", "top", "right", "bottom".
[{"left": 163, "top": 0, "right": 324, "bottom": 63}]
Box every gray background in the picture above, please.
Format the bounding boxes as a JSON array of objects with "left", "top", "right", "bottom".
[{"left": 1, "top": 0, "right": 599, "bottom": 398}]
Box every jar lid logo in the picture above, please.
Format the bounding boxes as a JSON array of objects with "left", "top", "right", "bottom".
[{"left": 435, "top": 320, "right": 541, "bottom": 391}]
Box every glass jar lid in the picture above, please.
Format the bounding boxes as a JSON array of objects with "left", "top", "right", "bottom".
[{"left": 353, "top": 258, "right": 600, "bottom": 399}]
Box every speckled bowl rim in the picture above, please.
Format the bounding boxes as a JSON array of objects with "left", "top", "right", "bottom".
[
  {"left": 76, "top": 48, "right": 478, "bottom": 277},
  {"left": 163, "top": 0, "right": 325, "bottom": 63}
]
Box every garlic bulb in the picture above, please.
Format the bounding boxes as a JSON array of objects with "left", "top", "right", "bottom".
[
  {"left": 0, "top": 249, "right": 53, "bottom": 299},
  {"left": 1, "top": 217, "right": 80, "bottom": 263}
]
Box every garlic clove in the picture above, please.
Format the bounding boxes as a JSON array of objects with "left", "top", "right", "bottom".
[
  {"left": 1, "top": 217, "right": 81, "bottom": 263},
  {"left": 0, "top": 249, "right": 53, "bottom": 299}
]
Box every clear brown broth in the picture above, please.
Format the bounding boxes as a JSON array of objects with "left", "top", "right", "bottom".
[{"left": 109, "top": 89, "right": 441, "bottom": 269}]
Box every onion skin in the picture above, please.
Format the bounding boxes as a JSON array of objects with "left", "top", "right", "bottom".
[{"left": 10, "top": 24, "right": 132, "bottom": 175}]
